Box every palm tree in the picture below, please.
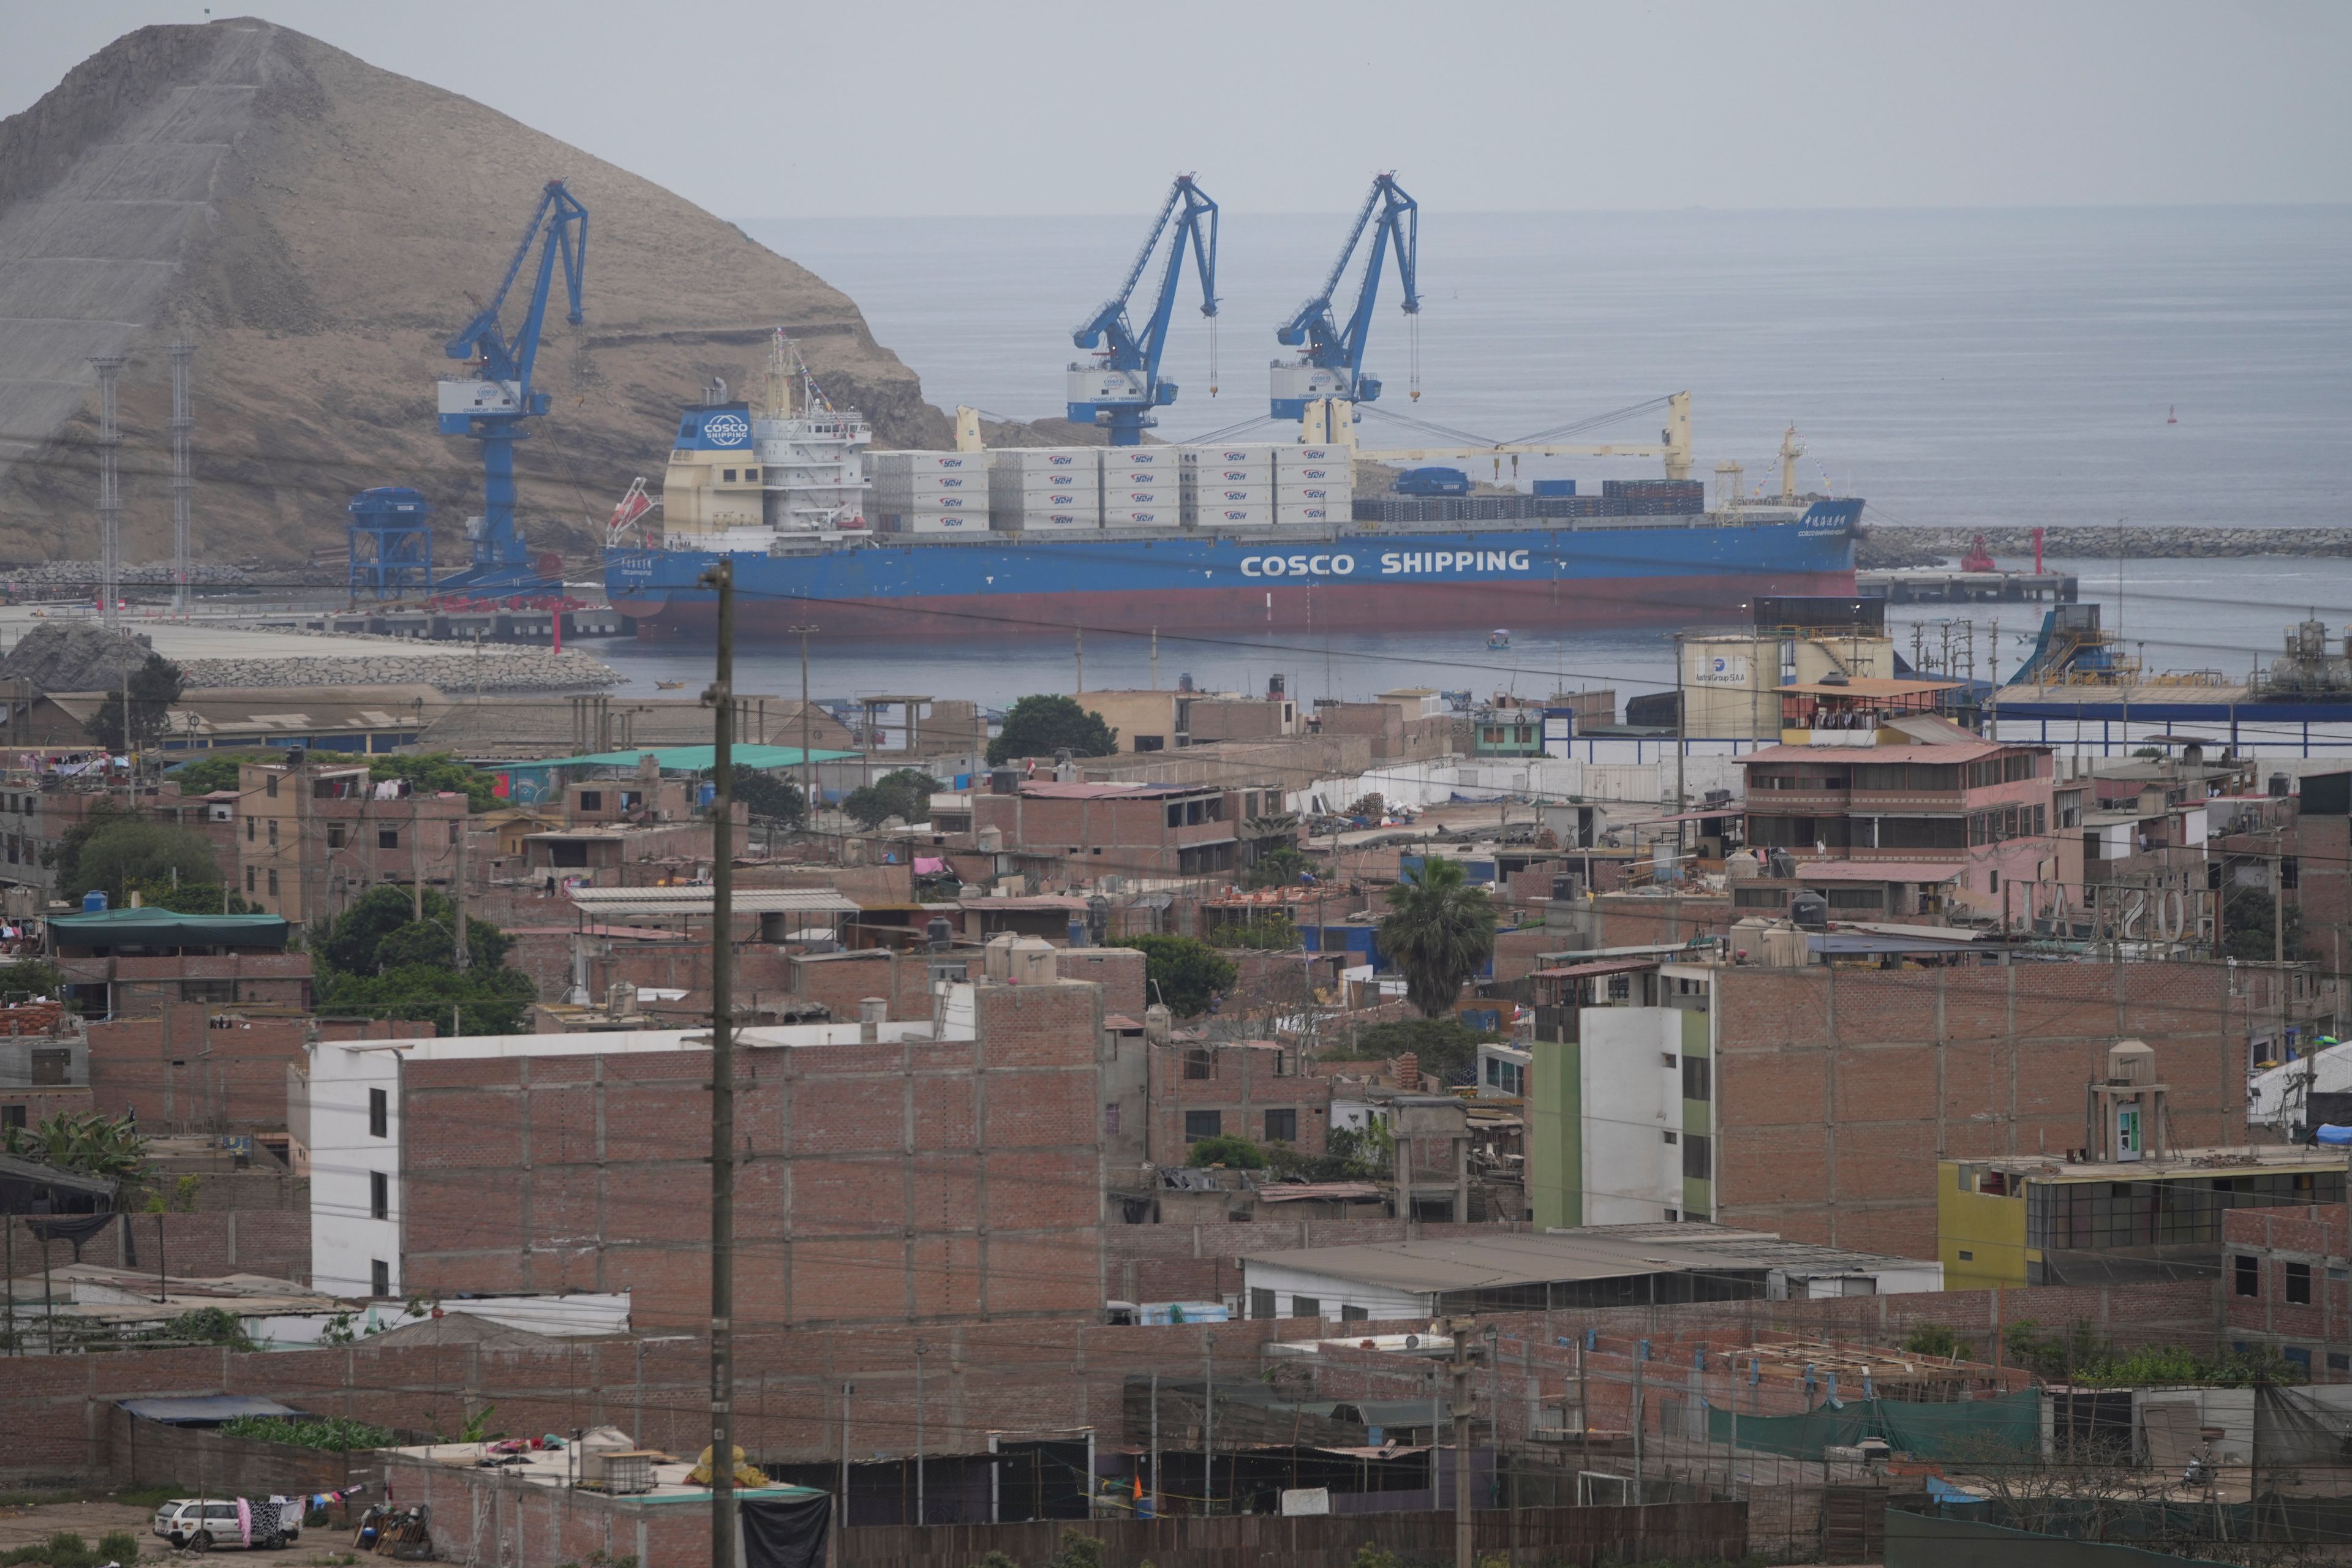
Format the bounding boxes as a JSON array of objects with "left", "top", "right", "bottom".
[{"left": 1378, "top": 856, "right": 1498, "bottom": 1019}]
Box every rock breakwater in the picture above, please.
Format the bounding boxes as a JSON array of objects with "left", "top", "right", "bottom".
[
  {"left": 178, "top": 649, "right": 623, "bottom": 692},
  {"left": 1860, "top": 526, "right": 2352, "bottom": 570}
]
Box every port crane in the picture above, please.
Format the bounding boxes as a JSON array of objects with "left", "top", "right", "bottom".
[
  {"left": 1067, "top": 175, "right": 1219, "bottom": 446},
  {"left": 1270, "top": 174, "right": 1421, "bottom": 421},
  {"left": 435, "top": 178, "right": 589, "bottom": 590}
]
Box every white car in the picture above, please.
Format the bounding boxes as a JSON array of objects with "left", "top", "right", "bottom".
[{"left": 150, "top": 1498, "right": 298, "bottom": 1551}]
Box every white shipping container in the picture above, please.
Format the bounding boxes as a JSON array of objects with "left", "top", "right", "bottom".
[
  {"left": 876, "top": 472, "right": 985, "bottom": 496},
  {"left": 1103, "top": 452, "right": 1169, "bottom": 472},
  {"left": 998, "top": 501, "right": 1102, "bottom": 522},
  {"left": 1194, "top": 485, "right": 1274, "bottom": 505},
  {"left": 1274, "top": 503, "right": 1336, "bottom": 524},
  {"left": 1182, "top": 445, "right": 1282, "bottom": 466},
  {"left": 1191, "top": 503, "right": 1276, "bottom": 528},
  {"left": 1187, "top": 465, "right": 1274, "bottom": 484},
  {"left": 1279, "top": 466, "right": 1343, "bottom": 484},
  {"left": 1107, "top": 491, "right": 1177, "bottom": 509},
  {"left": 1284, "top": 445, "right": 1344, "bottom": 463},
  {"left": 991, "top": 471, "right": 1094, "bottom": 493},
  {"left": 886, "top": 511, "right": 991, "bottom": 534},
  {"left": 873, "top": 450, "right": 987, "bottom": 474},
  {"left": 1280, "top": 485, "right": 1343, "bottom": 503},
  {"left": 1009, "top": 512, "right": 1099, "bottom": 530},
  {"left": 1107, "top": 508, "right": 1180, "bottom": 527},
  {"left": 992, "top": 448, "right": 1099, "bottom": 471},
  {"left": 875, "top": 489, "right": 982, "bottom": 510}
]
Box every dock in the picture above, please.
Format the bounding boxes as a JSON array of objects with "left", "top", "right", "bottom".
[
  {"left": 232, "top": 605, "right": 628, "bottom": 644},
  {"left": 1857, "top": 568, "right": 2078, "bottom": 605}
]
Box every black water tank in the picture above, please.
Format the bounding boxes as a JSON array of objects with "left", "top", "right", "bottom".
[
  {"left": 1790, "top": 891, "right": 1830, "bottom": 930},
  {"left": 925, "top": 916, "right": 953, "bottom": 952},
  {"left": 2271, "top": 772, "right": 2291, "bottom": 799},
  {"left": 989, "top": 767, "right": 1020, "bottom": 795}
]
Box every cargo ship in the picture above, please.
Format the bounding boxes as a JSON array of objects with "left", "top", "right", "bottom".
[{"left": 602, "top": 340, "right": 1860, "bottom": 640}]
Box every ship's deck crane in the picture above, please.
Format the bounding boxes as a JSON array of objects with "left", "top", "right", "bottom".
[
  {"left": 1066, "top": 175, "right": 1219, "bottom": 447},
  {"left": 435, "top": 178, "right": 589, "bottom": 590},
  {"left": 1271, "top": 174, "right": 1420, "bottom": 422}
]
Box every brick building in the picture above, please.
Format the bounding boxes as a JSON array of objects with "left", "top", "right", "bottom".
[
  {"left": 1531, "top": 956, "right": 2299, "bottom": 1259},
  {"left": 966, "top": 778, "right": 1283, "bottom": 881},
  {"left": 49, "top": 907, "right": 309, "bottom": 1017},
  {"left": 1146, "top": 1039, "right": 1332, "bottom": 1164},
  {"left": 1741, "top": 692, "right": 2069, "bottom": 921},
  {"left": 86, "top": 1003, "right": 418, "bottom": 1134},
  {"left": 2222, "top": 1205, "right": 2352, "bottom": 1381},
  {"left": 238, "top": 760, "right": 471, "bottom": 925},
  {"left": 303, "top": 970, "right": 1112, "bottom": 1328}
]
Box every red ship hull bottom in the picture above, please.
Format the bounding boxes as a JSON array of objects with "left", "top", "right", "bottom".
[{"left": 610, "top": 571, "right": 1858, "bottom": 640}]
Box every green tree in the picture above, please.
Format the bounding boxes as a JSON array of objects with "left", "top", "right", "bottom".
[
  {"left": 729, "top": 766, "right": 805, "bottom": 826},
  {"left": 369, "top": 752, "right": 497, "bottom": 813},
  {"left": 1185, "top": 1133, "right": 1266, "bottom": 1169},
  {"left": 83, "top": 653, "right": 184, "bottom": 752},
  {"left": 1378, "top": 857, "right": 1496, "bottom": 1018},
  {"left": 2, "top": 1110, "right": 149, "bottom": 1197},
  {"left": 315, "top": 962, "right": 538, "bottom": 1038},
  {"left": 986, "top": 695, "right": 1117, "bottom": 766},
  {"left": 0, "top": 957, "right": 69, "bottom": 1002},
  {"left": 2223, "top": 885, "right": 2303, "bottom": 962},
  {"left": 842, "top": 768, "right": 940, "bottom": 829},
  {"left": 1320, "top": 1017, "right": 1493, "bottom": 1085},
  {"left": 61, "top": 819, "right": 221, "bottom": 906},
  {"left": 168, "top": 752, "right": 266, "bottom": 796},
  {"left": 125, "top": 876, "right": 260, "bottom": 915},
  {"left": 318, "top": 884, "right": 511, "bottom": 974},
  {"left": 1243, "top": 843, "right": 1309, "bottom": 890},
  {"left": 1110, "top": 934, "right": 1236, "bottom": 1017}
]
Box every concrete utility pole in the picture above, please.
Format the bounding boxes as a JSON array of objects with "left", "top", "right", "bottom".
[
  {"left": 450, "top": 816, "right": 468, "bottom": 968},
  {"left": 89, "top": 356, "right": 125, "bottom": 633},
  {"left": 168, "top": 341, "right": 193, "bottom": 616},
  {"left": 701, "top": 560, "right": 737, "bottom": 1568},
  {"left": 788, "top": 624, "right": 817, "bottom": 819},
  {"left": 1450, "top": 1318, "right": 1477, "bottom": 1568}
]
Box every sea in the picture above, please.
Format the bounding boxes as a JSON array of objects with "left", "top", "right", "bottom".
[{"left": 591, "top": 205, "right": 2352, "bottom": 714}]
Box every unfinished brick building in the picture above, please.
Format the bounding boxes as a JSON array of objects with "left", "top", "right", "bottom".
[{"left": 307, "top": 971, "right": 1113, "bottom": 1329}]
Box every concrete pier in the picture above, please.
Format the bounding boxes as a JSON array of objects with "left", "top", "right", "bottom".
[{"left": 1857, "top": 568, "right": 2079, "bottom": 605}]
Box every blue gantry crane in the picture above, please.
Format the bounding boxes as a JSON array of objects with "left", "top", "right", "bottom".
[
  {"left": 1270, "top": 173, "right": 1420, "bottom": 422},
  {"left": 1066, "top": 175, "right": 1219, "bottom": 446},
  {"left": 434, "top": 179, "right": 589, "bottom": 592}
]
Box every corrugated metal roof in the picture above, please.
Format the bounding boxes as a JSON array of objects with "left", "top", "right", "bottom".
[
  {"left": 1529, "top": 959, "right": 1659, "bottom": 980},
  {"left": 119, "top": 1395, "right": 311, "bottom": 1425},
  {"left": 568, "top": 888, "right": 860, "bottom": 917}
]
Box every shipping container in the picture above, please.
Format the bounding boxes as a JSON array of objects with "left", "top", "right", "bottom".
[
  {"left": 992, "top": 448, "right": 1099, "bottom": 471},
  {"left": 882, "top": 510, "right": 990, "bottom": 534},
  {"left": 1107, "top": 508, "right": 1180, "bottom": 527},
  {"left": 1180, "top": 445, "right": 1282, "bottom": 466},
  {"left": 1285, "top": 445, "right": 1344, "bottom": 463},
  {"left": 1532, "top": 479, "right": 1577, "bottom": 497},
  {"left": 1191, "top": 504, "right": 1276, "bottom": 528},
  {"left": 1274, "top": 503, "right": 1336, "bottom": 524},
  {"left": 873, "top": 450, "right": 987, "bottom": 474}
]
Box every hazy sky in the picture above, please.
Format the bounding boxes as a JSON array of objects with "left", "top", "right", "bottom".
[{"left": 6, "top": 1, "right": 2350, "bottom": 216}]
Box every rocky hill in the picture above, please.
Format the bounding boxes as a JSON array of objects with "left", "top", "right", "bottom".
[{"left": 0, "top": 20, "right": 952, "bottom": 567}]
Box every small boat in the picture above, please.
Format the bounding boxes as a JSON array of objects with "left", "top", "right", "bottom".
[
  {"left": 1487, "top": 628, "right": 1511, "bottom": 650},
  {"left": 654, "top": 679, "right": 685, "bottom": 690},
  {"left": 2167, "top": 405, "right": 2178, "bottom": 424}
]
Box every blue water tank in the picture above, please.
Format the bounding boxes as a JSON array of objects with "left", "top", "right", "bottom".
[
  {"left": 1394, "top": 466, "right": 1471, "bottom": 497},
  {"left": 82, "top": 890, "right": 108, "bottom": 913},
  {"left": 2316, "top": 1124, "right": 2352, "bottom": 1147},
  {"left": 1532, "top": 479, "right": 1577, "bottom": 496}
]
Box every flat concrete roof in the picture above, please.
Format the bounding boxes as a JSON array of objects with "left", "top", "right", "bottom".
[{"left": 1237, "top": 1232, "right": 1769, "bottom": 1293}]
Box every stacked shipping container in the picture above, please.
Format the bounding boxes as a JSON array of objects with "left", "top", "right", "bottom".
[
  {"left": 872, "top": 450, "right": 991, "bottom": 535},
  {"left": 1276, "top": 444, "right": 1351, "bottom": 526},
  {"left": 989, "top": 448, "right": 1101, "bottom": 531},
  {"left": 1102, "top": 446, "right": 1179, "bottom": 527},
  {"left": 1180, "top": 443, "right": 1276, "bottom": 527}
]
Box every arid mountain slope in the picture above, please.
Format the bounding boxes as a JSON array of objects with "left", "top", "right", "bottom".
[{"left": 0, "top": 20, "right": 951, "bottom": 566}]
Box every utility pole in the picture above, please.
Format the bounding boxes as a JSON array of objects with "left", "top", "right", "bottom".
[
  {"left": 91, "top": 355, "right": 124, "bottom": 632},
  {"left": 1672, "top": 631, "right": 1688, "bottom": 862},
  {"left": 1201, "top": 1332, "right": 1215, "bottom": 1516},
  {"left": 1450, "top": 1317, "right": 1477, "bottom": 1568},
  {"left": 1074, "top": 625, "right": 1085, "bottom": 693},
  {"left": 914, "top": 1342, "right": 928, "bottom": 1527},
  {"left": 788, "top": 625, "right": 817, "bottom": 821},
  {"left": 450, "top": 816, "right": 468, "bottom": 969},
  {"left": 168, "top": 340, "right": 193, "bottom": 617},
  {"left": 702, "top": 560, "right": 737, "bottom": 1568}
]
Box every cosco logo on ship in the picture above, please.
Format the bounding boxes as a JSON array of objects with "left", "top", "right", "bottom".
[
  {"left": 702, "top": 413, "right": 750, "bottom": 447},
  {"left": 1242, "top": 554, "right": 1357, "bottom": 578}
]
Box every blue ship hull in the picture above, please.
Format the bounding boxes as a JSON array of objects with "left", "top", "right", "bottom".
[{"left": 605, "top": 500, "right": 1860, "bottom": 640}]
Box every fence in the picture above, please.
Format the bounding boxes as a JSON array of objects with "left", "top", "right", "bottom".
[{"left": 840, "top": 1499, "right": 1746, "bottom": 1568}]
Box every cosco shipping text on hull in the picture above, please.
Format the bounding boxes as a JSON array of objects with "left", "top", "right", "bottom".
[{"left": 605, "top": 505, "right": 1860, "bottom": 639}]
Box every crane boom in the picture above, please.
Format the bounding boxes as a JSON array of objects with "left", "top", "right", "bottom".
[
  {"left": 1066, "top": 175, "right": 1219, "bottom": 445},
  {"left": 435, "top": 179, "right": 589, "bottom": 591},
  {"left": 1271, "top": 175, "right": 1419, "bottom": 421}
]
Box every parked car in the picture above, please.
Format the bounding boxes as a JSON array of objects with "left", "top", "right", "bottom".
[{"left": 150, "top": 1498, "right": 299, "bottom": 1551}]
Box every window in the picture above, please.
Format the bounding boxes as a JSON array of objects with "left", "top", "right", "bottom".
[
  {"left": 745, "top": 468, "right": 759, "bottom": 481},
  {"left": 1102, "top": 1102, "right": 1121, "bottom": 1136},
  {"left": 379, "top": 829, "right": 399, "bottom": 850},
  {"left": 1958, "top": 1250, "right": 1975, "bottom": 1261},
  {"left": 1135, "top": 736, "right": 1166, "bottom": 752},
  {"left": 722, "top": 469, "right": 737, "bottom": 483},
  {"left": 2234, "top": 1255, "right": 2261, "bottom": 1297},
  {"left": 2286, "top": 1346, "right": 2314, "bottom": 1377},
  {"left": 370, "top": 1170, "right": 388, "bottom": 1221},
  {"left": 1, "top": 1105, "right": 23, "bottom": 1132},
  {"left": 245, "top": 816, "right": 255, "bottom": 842},
  {"left": 1660, "top": 1052, "right": 1678, "bottom": 1069},
  {"left": 245, "top": 867, "right": 255, "bottom": 893},
  {"left": 267, "top": 819, "right": 278, "bottom": 846},
  {"left": 1264, "top": 1108, "right": 1297, "bottom": 1143},
  {"left": 267, "top": 869, "right": 279, "bottom": 895},
  {"left": 1250, "top": 1287, "right": 1276, "bottom": 1319},
  {"left": 1183, "top": 1049, "right": 1213, "bottom": 1080},
  {"left": 327, "top": 824, "right": 347, "bottom": 849},
  {"left": 1341, "top": 1305, "right": 1369, "bottom": 1322},
  {"left": 371, "top": 1259, "right": 390, "bottom": 1298},
  {"left": 265, "top": 774, "right": 279, "bottom": 799},
  {"left": 369, "top": 1087, "right": 388, "bottom": 1138},
  {"left": 29, "top": 1049, "right": 69, "bottom": 1087},
  {"left": 2283, "top": 857, "right": 2301, "bottom": 890},
  {"left": 449, "top": 821, "right": 462, "bottom": 845},
  {"left": 1682, "top": 1055, "right": 1711, "bottom": 1102},
  {"left": 1661, "top": 1130, "right": 1678, "bottom": 1145},
  {"left": 1683, "top": 1133, "right": 1712, "bottom": 1181},
  {"left": 2288, "top": 1261, "right": 2313, "bottom": 1304},
  {"left": 1183, "top": 1110, "right": 1222, "bottom": 1143},
  {"left": 1290, "top": 1296, "right": 1321, "bottom": 1319},
  {"left": 2330, "top": 1352, "right": 2349, "bottom": 1373},
  {"left": 579, "top": 791, "right": 603, "bottom": 811}
]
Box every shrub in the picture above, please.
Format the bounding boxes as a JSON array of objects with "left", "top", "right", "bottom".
[
  {"left": 1108, "top": 934, "right": 1235, "bottom": 1017},
  {"left": 1184, "top": 1134, "right": 1266, "bottom": 1170},
  {"left": 219, "top": 1414, "right": 393, "bottom": 1451}
]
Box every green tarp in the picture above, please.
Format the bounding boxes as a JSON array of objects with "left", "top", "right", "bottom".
[
  {"left": 1706, "top": 1389, "right": 2040, "bottom": 1460},
  {"left": 48, "top": 909, "right": 292, "bottom": 950}
]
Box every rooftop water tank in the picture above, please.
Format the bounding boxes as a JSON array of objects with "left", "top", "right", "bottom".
[
  {"left": 1789, "top": 890, "right": 1830, "bottom": 930},
  {"left": 81, "top": 889, "right": 108, "bottom": 913}
]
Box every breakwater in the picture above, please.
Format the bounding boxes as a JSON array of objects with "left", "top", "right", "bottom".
[{"left": 1860, "top": 526, "right": 2352, "bottom": 570}]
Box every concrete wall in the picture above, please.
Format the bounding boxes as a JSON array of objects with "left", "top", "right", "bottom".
[{"left": 1580, "top": 1008, "right": 1684, "bottom": 1225}]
